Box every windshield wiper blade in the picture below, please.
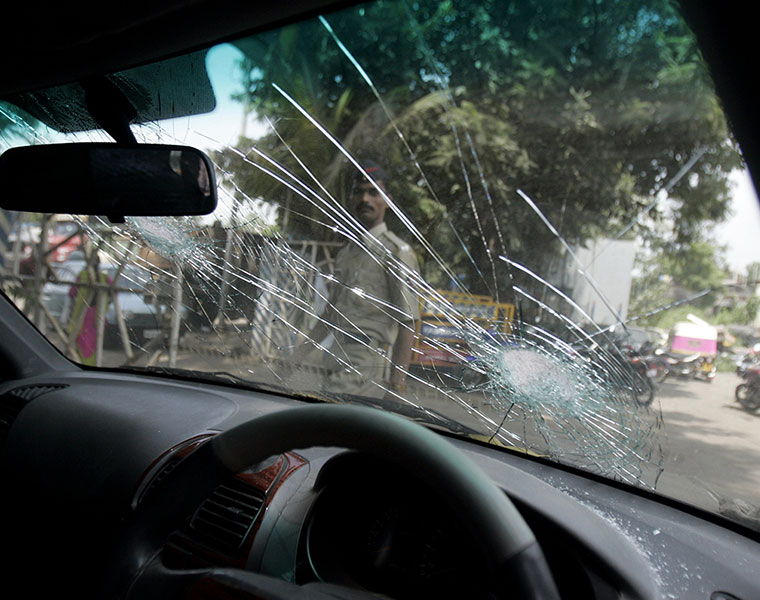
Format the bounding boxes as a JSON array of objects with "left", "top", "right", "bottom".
[
  {"left": 327, "top": 391, "right": 481, "bottom": 436},
  {"left": 116, "top": 365, "right": 295, "bottom": 393}
]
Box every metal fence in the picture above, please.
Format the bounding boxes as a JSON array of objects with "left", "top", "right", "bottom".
[{"left": 1, "top": 214, "right": 344, "bottom": 368}]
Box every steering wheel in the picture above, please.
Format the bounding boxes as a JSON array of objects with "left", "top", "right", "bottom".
[{"left": 115, "top": 404, "right": 561, "bottom": 599}]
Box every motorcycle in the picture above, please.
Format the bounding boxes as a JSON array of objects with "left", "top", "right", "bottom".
[
  {"left": 571, "top": 342, "right": 655, "bottom": 406},
  {"left": 618, "top": 345, "right": 656, "bottom": 406},
  {"left": 628, "top": 353, "right": 656, "bottom": 406},
  {"left": 637, "top": 347, "right": 670, "bottom": 384},
  {"left": 736, "top": 346, "right": 760, "bottom": 378},
  {"left": 735, "top": 365, "right": 760, "bottom": 413},
  {"left": 653, "top": 350, "right": 716, "bottom": 382}
]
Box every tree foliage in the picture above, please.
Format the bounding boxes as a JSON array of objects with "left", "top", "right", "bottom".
[
  {"left": 213, "top": 0, "right": 742, "bottom": 299},
  {"left": 629, "top": 239, "right": 727, "bottom": 318}
]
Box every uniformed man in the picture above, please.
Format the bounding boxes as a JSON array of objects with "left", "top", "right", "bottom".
[{"left": 290, "top": 160, "right": 420, "bottom": 399}]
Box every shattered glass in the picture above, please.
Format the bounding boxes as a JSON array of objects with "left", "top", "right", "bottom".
[{"left": 2, "top": 0, "right": 758, "bottom": 529}]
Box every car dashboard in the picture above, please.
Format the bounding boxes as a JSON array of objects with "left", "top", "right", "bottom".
[{"left": 1, "top": 370, "right": 759, "bottom": 600}]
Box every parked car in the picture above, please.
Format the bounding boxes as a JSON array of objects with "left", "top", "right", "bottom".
[
  {"left": 103, "top": 265, "right": 162, "bottom": 346},
  {"left": 39, "top": 251, "right": 89, "bottom": 322},
  {"left": 47, "top": 220, "right": 87, "bottom": 263},
  {"left": 104, "top": 264, "right": 191, "bottom": 347}
]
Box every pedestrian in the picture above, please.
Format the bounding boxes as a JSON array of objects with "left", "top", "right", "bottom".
[
  {"left": 67, "top": 254, "right": 112, "bottom": 365},
  {"left": 288, "top": 160, "right": 421, "bottom": 399}
]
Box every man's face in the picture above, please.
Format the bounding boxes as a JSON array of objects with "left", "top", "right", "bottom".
[{"left": 351, "top": 178, "right": 388, "bottom": 228}]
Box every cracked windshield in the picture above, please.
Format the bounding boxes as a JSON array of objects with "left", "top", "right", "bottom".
[{"left": 2, "top": 0, "right": 759, "bottom": 530}]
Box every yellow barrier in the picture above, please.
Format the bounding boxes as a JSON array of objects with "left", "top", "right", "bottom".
[{"left": 412, "top": 290, "right": 515, "bottom": 367}]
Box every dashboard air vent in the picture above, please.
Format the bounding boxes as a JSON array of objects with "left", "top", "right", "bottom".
[
  {"left": 189, "top": 478, "right": 265, "bottom": 551},
  {"left": 7, "top": 384, "right": 68, "bottom": 401},
  {"left": 135, "top": 435, "right": 215, "bottom": 508},
  {"left": 139, "top": 453, "right": 186, "bottom": 504}
]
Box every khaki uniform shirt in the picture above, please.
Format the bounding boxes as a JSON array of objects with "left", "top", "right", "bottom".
[
  {"left": 320, "top": 222, "right": 420, "bottom": 397},
  {"left": 325, "top": 222, "right": 420, "bottom": 347}
]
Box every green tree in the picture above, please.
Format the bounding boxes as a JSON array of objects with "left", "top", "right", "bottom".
[
  {"left": 629, "top": 239, "right": 728, "bottom": 325},
  {"left": 216, "top": 0, "right": 742, "bottom": 301}
]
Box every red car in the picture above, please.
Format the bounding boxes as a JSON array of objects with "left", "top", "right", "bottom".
[
  {"left": 46, "top": 220, "right": 87, "bottom": 263},
  {"left": 17, "top": 220, "right": 87, "bottom": 274}
]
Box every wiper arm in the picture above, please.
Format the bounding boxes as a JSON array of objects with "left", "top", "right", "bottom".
[
  {"left": 116, "top": 365, "right": 295, "bottom": 394},
  {"left": 328, "top": 391, "right": 480, "bottom": 436}
]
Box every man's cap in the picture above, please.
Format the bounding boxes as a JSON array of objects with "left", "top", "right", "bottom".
[{"left": 351, "top": 160, "right": 388, "bottom": 185}]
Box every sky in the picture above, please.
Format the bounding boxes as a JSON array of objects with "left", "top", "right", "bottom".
[{"left": 717, "top": 169, "right": 760, "bottom": 273}]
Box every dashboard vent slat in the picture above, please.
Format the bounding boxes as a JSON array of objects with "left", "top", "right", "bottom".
[
  {"left": 9, "top": 384, "right": 68, "bottom": 401},
  {"left": 189, "top": 479, "right": 265, "bottom": 551}
]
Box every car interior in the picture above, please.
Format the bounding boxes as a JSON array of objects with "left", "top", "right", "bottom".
[{"left": 1, "top": 1, "right": 759, "bottom": 599}]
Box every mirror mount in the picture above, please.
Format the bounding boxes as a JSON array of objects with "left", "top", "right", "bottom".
[{"left": 83, "top": 77, "right": 139, "bottom": 147}]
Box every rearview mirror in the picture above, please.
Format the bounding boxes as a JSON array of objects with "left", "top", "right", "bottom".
[{"left": 0, "top": 143, "right": 217, "bottom": 217}]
